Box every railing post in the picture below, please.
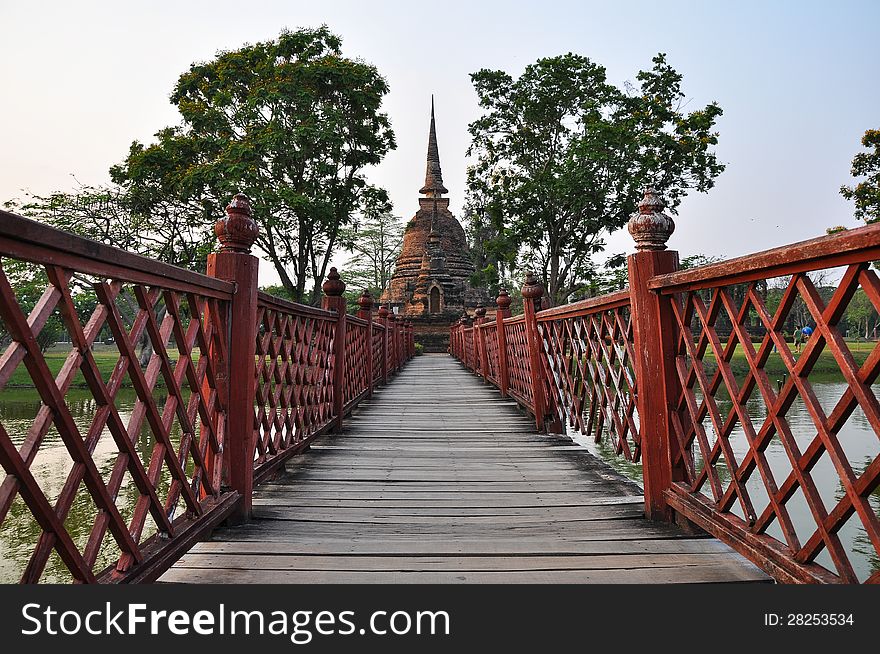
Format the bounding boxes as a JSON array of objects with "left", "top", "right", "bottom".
[
  {"left": 627, "top": 188, "right": 682, "bottom": 522},
  {"left": 207, "top": 193, "right": 259, "bottom": 523},
  {"left": 378, "top": 305, "right": 389, "bottom": 384},
  {"left": 321, "top": 267, "right": 347, "bottom": 432},
  {"left": 393, "top": 315, "right": 401, "bottom": 370},
  {"left": 521, "top": 272, "right": 549, "bottom": 432},
  {"left": 387, "top": 313, "right": 396, "bottom": 373},
  {"left": 461, "top": 315, "right": 472, "bottom": 369},
  {"left": 495, "top": 288, "right": 512, "bottom": 396},
  {"left": 475, "top": 305, "right": 489, "bottom": 380},
  {"left": 357, "top": 289, "right": 374, "bottom": 397}
]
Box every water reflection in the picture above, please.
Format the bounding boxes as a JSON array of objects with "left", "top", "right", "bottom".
[
  {"left": 0, "top": 389, "right": 185, "bottom": 583},
  {"left": 576, "top": 381, "right": 880, "bottom": 583}
]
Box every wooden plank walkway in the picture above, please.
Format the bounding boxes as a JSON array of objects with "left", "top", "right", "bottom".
[{"left": 161, "top": 354, "right": 770, "bottom": 583}]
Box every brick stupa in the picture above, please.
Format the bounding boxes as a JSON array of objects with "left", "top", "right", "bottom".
[{"left": 380, "top": 98, "right": 490, "bottom": 352}]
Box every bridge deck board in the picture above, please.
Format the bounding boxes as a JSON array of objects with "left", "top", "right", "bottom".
[{"left": 161, "top": 354, "right": 770, "bottom": 584}]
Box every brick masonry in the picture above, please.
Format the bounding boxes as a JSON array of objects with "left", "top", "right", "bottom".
[{"left": 379, "top": 100, "right": 491, "bottom": 351}]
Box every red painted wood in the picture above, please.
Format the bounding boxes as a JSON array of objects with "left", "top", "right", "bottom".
[
  {"left": 522, "top": 279, "right": 548, "bottom": 432},
  {"left": 0, "top": 210, "right": 234, "bottom": 298},
  {"left": 495, "top": 297, "right": 512, "bottom": 397},
  {"left": 356, "top": 301, "right": 374, "bottom": 398},
  {"left": 650, "top": 222, "right": 880, "bottom": 294},
  {"left": 206, "top": 248, "right": 259, "bottom": 522},
  {"left": 322, "top": 294, "right": 347, "bottom": 433},
  {"left": 628, "top": 249, "right": 681, "bottom": 521},
  {"left": 378, "top": 307, "right": 390, "bottom": 384}
]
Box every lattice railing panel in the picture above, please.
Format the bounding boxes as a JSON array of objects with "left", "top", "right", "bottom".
[
  {"left": 540, "top": 304, "right": 640, "bottom": 462},
  {"left": 343, "top": 320, "right": 370, "bottom": 408},
  {"left": 667, "top": 265, "right": 880, "bottom": 583},
  {"left": 253, "top": 300, "right": 335, "bottom": 475},
  {"left": 0, "top": 258, "right": 229, "bottom": 583},
  {"left": 482, "top": 322, "right": 500, "bottom": 385},
  {"left": 462, "top": 327, "right": 475, "bottom": 372},
  {"left": 503, "top": 318, "right": 535, "bottom": 412},
  {"left": 372, "top": 324, "right": 385, "bottom": 383}
]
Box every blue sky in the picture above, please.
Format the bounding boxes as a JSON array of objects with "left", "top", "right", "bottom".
[{"left": 1, "top": 0, "right": 878, "bottom": 279}]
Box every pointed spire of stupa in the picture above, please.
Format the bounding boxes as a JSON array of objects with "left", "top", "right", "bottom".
[{"left": 419, "top": 95, "right": 448, "bottom": 197}]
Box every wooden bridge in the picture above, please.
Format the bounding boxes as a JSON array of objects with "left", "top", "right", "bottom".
[
  {"left": 161, "top": 355, "right": 766, "bottom": 583},
  {"left": 1, "top": 189, "right": 879, "bottom": 584}
]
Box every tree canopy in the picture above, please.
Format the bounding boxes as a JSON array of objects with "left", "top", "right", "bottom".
[
  {"left": 109, "top": 26, "right": 396, "bottom": 304},
  {"left": 466, "top": 53, "right": 724, "bottom": 304},
  {"left": 840, "top": 129, "right": 880, "bottom": 224},
  {"left": 338, "top": 187, "right": 404, "bottom": 298}
]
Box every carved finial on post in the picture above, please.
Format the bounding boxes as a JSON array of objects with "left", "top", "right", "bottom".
[
  {"left": 215, "top": 193, "right": 258, "bottom": 253},
  {"left": 520, "top": 270, "right": 549, "bottom": 431},
  {"left": 521, "top": 270, "right": 544, "bottom": 311},
  {"left": 496, "top": 288, "right": 512, "bottom": 312},
  {"left": 322, "top": 267, "right": 346, "bottom": 297},
  {"left": 495, "top": 288, "right": 511, "bottom": 395},
  {"left": 357, "top": 288, "right": 374, "bottom": 311},
  {"left": 378, "top": 305, "right": 390, "bottom": 319},
  {"left": 627, "top": 187, "right": 675, "bottom": 251},
  {"left": 475, "top": 305, "right": 486, "bottom": 322},
  {"left": 208, "top": 192, "right": 260, "bottom": 522}
]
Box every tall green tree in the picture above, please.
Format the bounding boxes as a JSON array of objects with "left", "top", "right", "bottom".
[
  {"left": 111, "top": 26, "right": 395, "bottom": 304},
  {"left": 840, "top": 129, "right": 880, "bottom": 224},
  {"left": 338, "top": 188, "right": 403, "bottom": 296},
  {"left": 467, "top": 53, "right": 724, "bottom": 304},
  {"left": 11, "top": 183, "right": 212, "bottom": 272}
]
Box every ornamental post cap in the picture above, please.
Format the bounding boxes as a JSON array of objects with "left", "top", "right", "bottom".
[
  {"left": 357, "top": 288, "right": 373, "bottom": 311},
  {"left": 521, "top": 270, "right": 544, "bottom": 300},
  {"left": 496, "top": 288, "right": 512, "bottom": 309},
  {"left": 628, "top": 186, "right": 675, "bottom": 251},
  {"left": 377, "top": 305, "right": 390, "bottom": 318},
  {"left": 215, "top": 192, "right": 258, "bottom": 253},
  {"left": 475, "top": 305, "right": 486, "bottom": 318},
  {"left": 322, "top": 267, "right": 346, "bottom": 297}
]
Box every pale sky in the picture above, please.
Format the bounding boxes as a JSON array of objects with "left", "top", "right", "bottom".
[{"left": 1, "top": 0, "right": 878, "bottom": 285}]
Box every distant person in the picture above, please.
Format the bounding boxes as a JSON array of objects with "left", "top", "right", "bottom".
[
  {"left": 776, "top": 329, "right": 788, "bottom": 353},
  {"left": 795, "top": 325, "right": 813, "bottom": 353},
  {"left": 793, "top": 327, "right": 804, "bottom": 353}
]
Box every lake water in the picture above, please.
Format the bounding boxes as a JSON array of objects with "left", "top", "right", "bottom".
[
  {"left": 0, "top": 388, "right": 186, "bottom": 583},
  {"left": 579, "top": 381, "right": 880, "bottom": 582},
  {"left": 1, "top": 382, "right": 878, "bottom": 583}
]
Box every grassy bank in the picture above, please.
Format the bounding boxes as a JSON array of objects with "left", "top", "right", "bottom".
[
  {"left": 2, "top": 346, "right": 184, "bottom": 389},
  {"left": 700, "top": 340, "right": 874, "bottom": 379}
]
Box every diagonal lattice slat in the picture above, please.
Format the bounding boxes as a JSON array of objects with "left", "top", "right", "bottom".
[
  {"left": 252, "top": 300, "right": 336, "bottom": 478},
  {"left": 668, "top": 263, "right": 880, "bottom": 583},
  {"left": 539, "top": 304, "right": 640, "bottom": 462},
  {"left": 0, "top": 255, "right": 230, "bottom": 583}
]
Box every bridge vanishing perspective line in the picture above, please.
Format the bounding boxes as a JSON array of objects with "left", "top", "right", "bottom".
[
  {"left": 4, "top": 189, "right": 880, "bottom": 585},
  {"left": 161, "top": 355, "right": 769, "bottom": 583}
]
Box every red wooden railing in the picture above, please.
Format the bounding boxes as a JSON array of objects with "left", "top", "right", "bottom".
[
  {"left": 451, "top": 188, "right": 880, "bottom": 584},
  {"left": 0, "top": 194, "right": 413, "bottom": 583}
]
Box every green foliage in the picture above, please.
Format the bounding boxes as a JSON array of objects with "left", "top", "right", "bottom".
[
  {"left": 12, "top": 183, "right": 213, "bottom": 272},
  {"left": 462, "top": 204, "right": 518, "bottom": 297},
  {"left": 338, "top": 188, "right": 403, "bottom": 298},
  {"left": 110, "top": 26, "right": 395, "bottom": 305},
  {"left": 0, "top": 260, "right": 63, "bottom": 351},
  {"left": 844, "top": 288, "right": 877, "bottom": 338},
  {"left": 840, "top": 129, "right": 880, "bottom": 224},
  {"left": 466, "top": 52, "right": 724, "bottom": 304},
  {"left": 414, "top": 343, "right": 424, "bottom": 355},
  {"left": 680, "top": 254, "right": 723, "bottom": 270}
]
